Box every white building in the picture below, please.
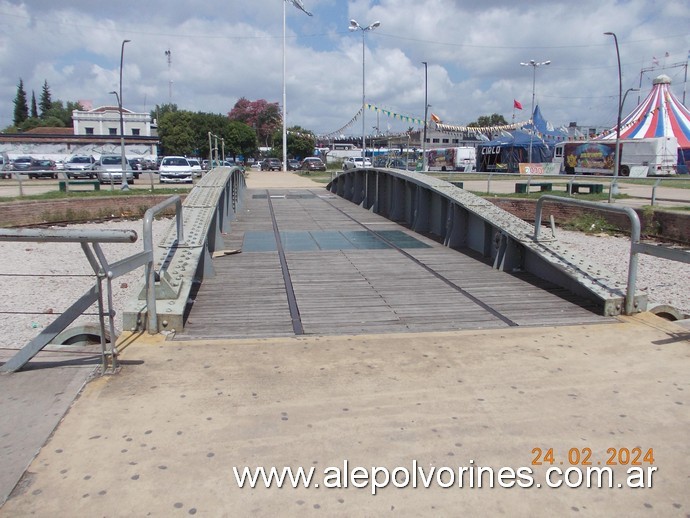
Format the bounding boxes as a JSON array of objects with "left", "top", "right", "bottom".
[{"left": 72, "top": 106, "right": 154, "bottom": 137}]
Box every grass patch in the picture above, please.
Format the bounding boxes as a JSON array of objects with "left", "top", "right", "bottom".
[
  {"left": 618, "top": 178, "right": 690, "bottom": 189},
  {"left": 295, "top": 170, "right": 334, "bottom": 184},
  {"left": 0, "top": 186, "right": 191, "bottom": 203},
  {"left": 560, "top": 213, "right": 623, "bottom": 235},
  {"left": 475, "top": 190, "right": 625, "bottom": 202}
]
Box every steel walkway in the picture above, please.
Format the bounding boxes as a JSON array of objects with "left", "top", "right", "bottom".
[{"left": 176, "top": 188, "right": 610, "bottom": 340}]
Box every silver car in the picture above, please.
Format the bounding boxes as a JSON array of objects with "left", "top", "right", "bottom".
[{"left": 93, "top": 154, "right": 134, "bottom": 184}]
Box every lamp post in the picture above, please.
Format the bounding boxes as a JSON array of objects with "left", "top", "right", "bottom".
[
  {"left": 519, "top": 59, "right": 550, "bottom": 164},
  {"left": 604, "top": 32, "right": 621, "bottom": 202},
  {"left": 349, "top": 19, "right": 380, "bottom": 164},
  {"left": 118, "top": 39, "right": 131, "bottom": 190},
  {"left": 422, "top": 61, "right": 428, "bottom": 171}
]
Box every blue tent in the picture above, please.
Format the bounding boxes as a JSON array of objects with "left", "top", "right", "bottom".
[
  {"left": 476, "top": 130, "right": 552, "bottom": 173},
  {"left": 529, "top": 105, "right": 569, "bottom": 144}
]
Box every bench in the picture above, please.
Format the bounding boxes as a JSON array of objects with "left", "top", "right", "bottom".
[
  {"left": 568, "top": 182, "right": 603, "bottom": 194},
  {"left": 515, "top": 182, "right": 552, "bottom": 194},
  {"left": 450, "top": 181, "right": 464, "bottom": 189},
  {"left": 59, "top": 180, "right": 101, "bottom": 192}
]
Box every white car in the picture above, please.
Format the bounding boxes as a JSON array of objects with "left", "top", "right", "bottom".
[
  {"left": 92, "top": 154, "right": 134, "bottom": 184},
  {"left": 343, "top": 156, "right": 372, "bottom": 170},
  {"left": 187, "top": 158, "right": 202, "bottom": 177},
  {"left": 159, "top": 156, "right": 193, "bottom": 183}
]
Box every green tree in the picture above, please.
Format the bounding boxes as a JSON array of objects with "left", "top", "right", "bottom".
[
  {"left": 39, "top": 80, "right": 52, "bottom": 117},
  {"left": 157, "top": 110, "right": 196, "bottom": 156},
  {"left": 13, "top": 79, "right": 29, "bottom": 126},
  {"left": 223, "top": 120, "right": 257, "bottom": 160},
  {"left": 150, "top": 103, "right": 178, "bottom": 124},
  {"left": 272, "top": 126, "right": 315, "bottom": 160},
  {"left": 468, "top": 113, "right": 508, "bottom": 127},
  {"left": 42, "top": 100, "right": 83, "bottom": 127},
  {"left": 30, "top": 92, "right": 38, "bottom": 118}
]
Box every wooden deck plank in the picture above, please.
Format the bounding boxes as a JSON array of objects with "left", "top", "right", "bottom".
[{"left": 175, "top": 188, "right": 611, "bottom": 340}]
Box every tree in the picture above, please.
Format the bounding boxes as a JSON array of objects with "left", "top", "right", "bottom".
[
  {"left": 223, "top": 120, "right": 257, "bottom": 160},
  {"left": 42, "top": 100, "right": 83, "bottom": 127},
  {"left": 150, "top": 103, "right": 178, "bottom": 124},
  {"left": 157, "top": 110, "right": 196, "bottom": 156},
  {"left": 272, "top": 126, "right": 315, "bottom": 160},
  {"left": 228, "top": 98, "right": 281, "bottom": 147},
  {"left": 30, "top": 92, "right": 38, "bottom": 118},
  {"left": 467, "top": 113, "right": 508, "bottom": 128},
  {"left": 13, "top": 79, "right": 29, "bottom": 126},
  {"left": 39, "top": 80, "right": 52, "bottom": 117}
]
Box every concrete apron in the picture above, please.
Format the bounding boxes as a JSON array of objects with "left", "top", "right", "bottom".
[{"left": 1, "top": 313, "right": 688, "bottom": 516}]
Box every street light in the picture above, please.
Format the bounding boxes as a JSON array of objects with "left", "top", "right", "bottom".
[
  {"left": 604, "top": 32, "right": 621, "bottom": 202},
  {"left": 422, "top": 61, "right": 428, "bottom": 171},
  {"left": 118, "top": 39, "right": 131, "bottom": 190},
  {"left": 349, "top": 19, "right": 380, "bottom": 163},
  {"left": 519, "top": 59, "right": 550, "bottom": 164}
]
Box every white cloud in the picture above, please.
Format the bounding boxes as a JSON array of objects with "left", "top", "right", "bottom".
[{"left": 0, "top": 0, "right": 687, "bottom": 137}]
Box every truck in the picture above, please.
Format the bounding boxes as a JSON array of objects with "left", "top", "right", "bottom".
[
  {"left": 425, "top": 146, "right": 476, "bottom": 172},
  {"left": 553, "top": 137, "right": 678, "bottom": 176}
]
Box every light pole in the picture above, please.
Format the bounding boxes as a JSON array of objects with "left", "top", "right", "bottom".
[
  {"left": 519, "top": 59, "right": 550, "bottom": 164},
  {"left": 422, "top": 61, "right": 428, "bottom": 171},
  {"left": 604, "top": 32, "right": 621, "bottom": 202},
  {"left": 349, "top": 19, "right": 380, "bottom": 164},
  {"left": 118, "top": 39, "right": 131, "bottom": 190}
]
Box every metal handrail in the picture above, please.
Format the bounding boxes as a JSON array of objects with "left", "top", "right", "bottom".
[
  {"left": 533, "top": 195, "right": 688, "bottom": 316},
  {"left": 0, "top": 227, "right": 142, "bottom": 373},
  {"left": 142, "top": 195, "right": 184, "bottom": 333}
]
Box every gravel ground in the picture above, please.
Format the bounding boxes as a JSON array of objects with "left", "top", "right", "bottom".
[
  {"left": 0, "top": 220, "right": 687, "bottom": 350},
  {"left": 554, "top": 228, "right": 688, "bottom": 316},
  {"left": 0, "top": 218, "right": 172, "bottom": 349}
]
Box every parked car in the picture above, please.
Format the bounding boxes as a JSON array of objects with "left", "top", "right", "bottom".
[
  {"left": 12, "top": 156, "right": 33, "bottom": 172},
  {"left": 92, "top": 154, "right": 134, "bottom": 184},
  {"left": 287, "top": 159, "right": 301, "bottom": 171},
  {"left": 64, "top": 155, "right": 96, "bottom": 179},
  {"left": 26, "top": 158, "right": 58, "bottom": 179},
  {"left": 300, "top": 157, "right": 326, "bottom": 172},
  {"left": 127, "top": 159, "right": 141, "bottom": 179},
  {"left": 159, "top": 156, "right": 193, "bottom": 183},
  {"left": 343, "top": 156, "right": 372, "bottom": 170},
  {"left": 260, "top": 158, "right": 282, "bottom": 171},
  {"left": 187, "top": 158, "right": 202, "bottom": 177},
  {"left": 0, "top": 154, "right": 13, "bottom": 179}
]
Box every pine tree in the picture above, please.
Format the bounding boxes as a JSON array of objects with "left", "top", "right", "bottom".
[
  {"left": 39, "top": 80, "right": 52, "bottom": 117},
  {"left": 31, "top": 91, "right": 38, "bottom": 119},
  {"left": 13, "top": 79, "right": 29, "bottom": 126}
]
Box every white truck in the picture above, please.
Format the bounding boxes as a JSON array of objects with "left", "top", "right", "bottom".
[
  {"left": 553, "top": 136, "right": 678, "bottom": 176},
  {"left": 425, "top": 147, "right": 476, "bottom": 172}
]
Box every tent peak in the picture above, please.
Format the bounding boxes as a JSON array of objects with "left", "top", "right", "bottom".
[{"left": 653, "top": 74, "right": 672, "bottom": 85}]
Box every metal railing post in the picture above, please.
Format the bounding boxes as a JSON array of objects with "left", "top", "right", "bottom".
[
  {"left": 534, "top": 195, "right": 641, "bottom": 314},
  {"left": 142, "top": 195, "right": 183, "bottom": 333}
]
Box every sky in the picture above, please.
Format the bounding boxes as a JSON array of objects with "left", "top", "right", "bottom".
[{"left": 0, "top": 0, "right": 688, "bottom": 139}]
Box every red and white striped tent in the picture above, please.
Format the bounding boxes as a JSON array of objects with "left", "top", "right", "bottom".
[{"left": 598, "top": 74, "right": 690, "bottom": 148}]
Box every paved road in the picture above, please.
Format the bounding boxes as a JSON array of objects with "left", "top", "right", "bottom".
[{"left": 1, "top": 171, "right": 688, "bottom": 211}]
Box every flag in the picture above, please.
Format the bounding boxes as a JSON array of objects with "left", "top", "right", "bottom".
[
  {"left": 430, "top": 113, "right": 442, "bottom": 123},
  {"left": 287, "top": 0, "right": 313, "bottom": 16},
  {"left": 652, "top": 56, "right": 659, "bottom": 66},
  {"left": 513, "top": 99, "right": 523, "bottom": 110}
]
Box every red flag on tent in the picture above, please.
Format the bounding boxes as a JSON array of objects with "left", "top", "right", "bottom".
[{"left": 513, "top": 99, "right": 523, "bottom": 110}]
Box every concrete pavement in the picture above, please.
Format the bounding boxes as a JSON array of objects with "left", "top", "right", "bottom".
[
  {"left": 2, "top": 316, "right": 689, "bottom": 516},
  {"left": 1, "top": 170, "right": 689, "bottom": 516}
]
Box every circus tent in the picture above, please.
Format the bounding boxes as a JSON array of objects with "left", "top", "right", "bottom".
[{"left": 597, "top": 74, "right": 690, "bottom": 148}]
